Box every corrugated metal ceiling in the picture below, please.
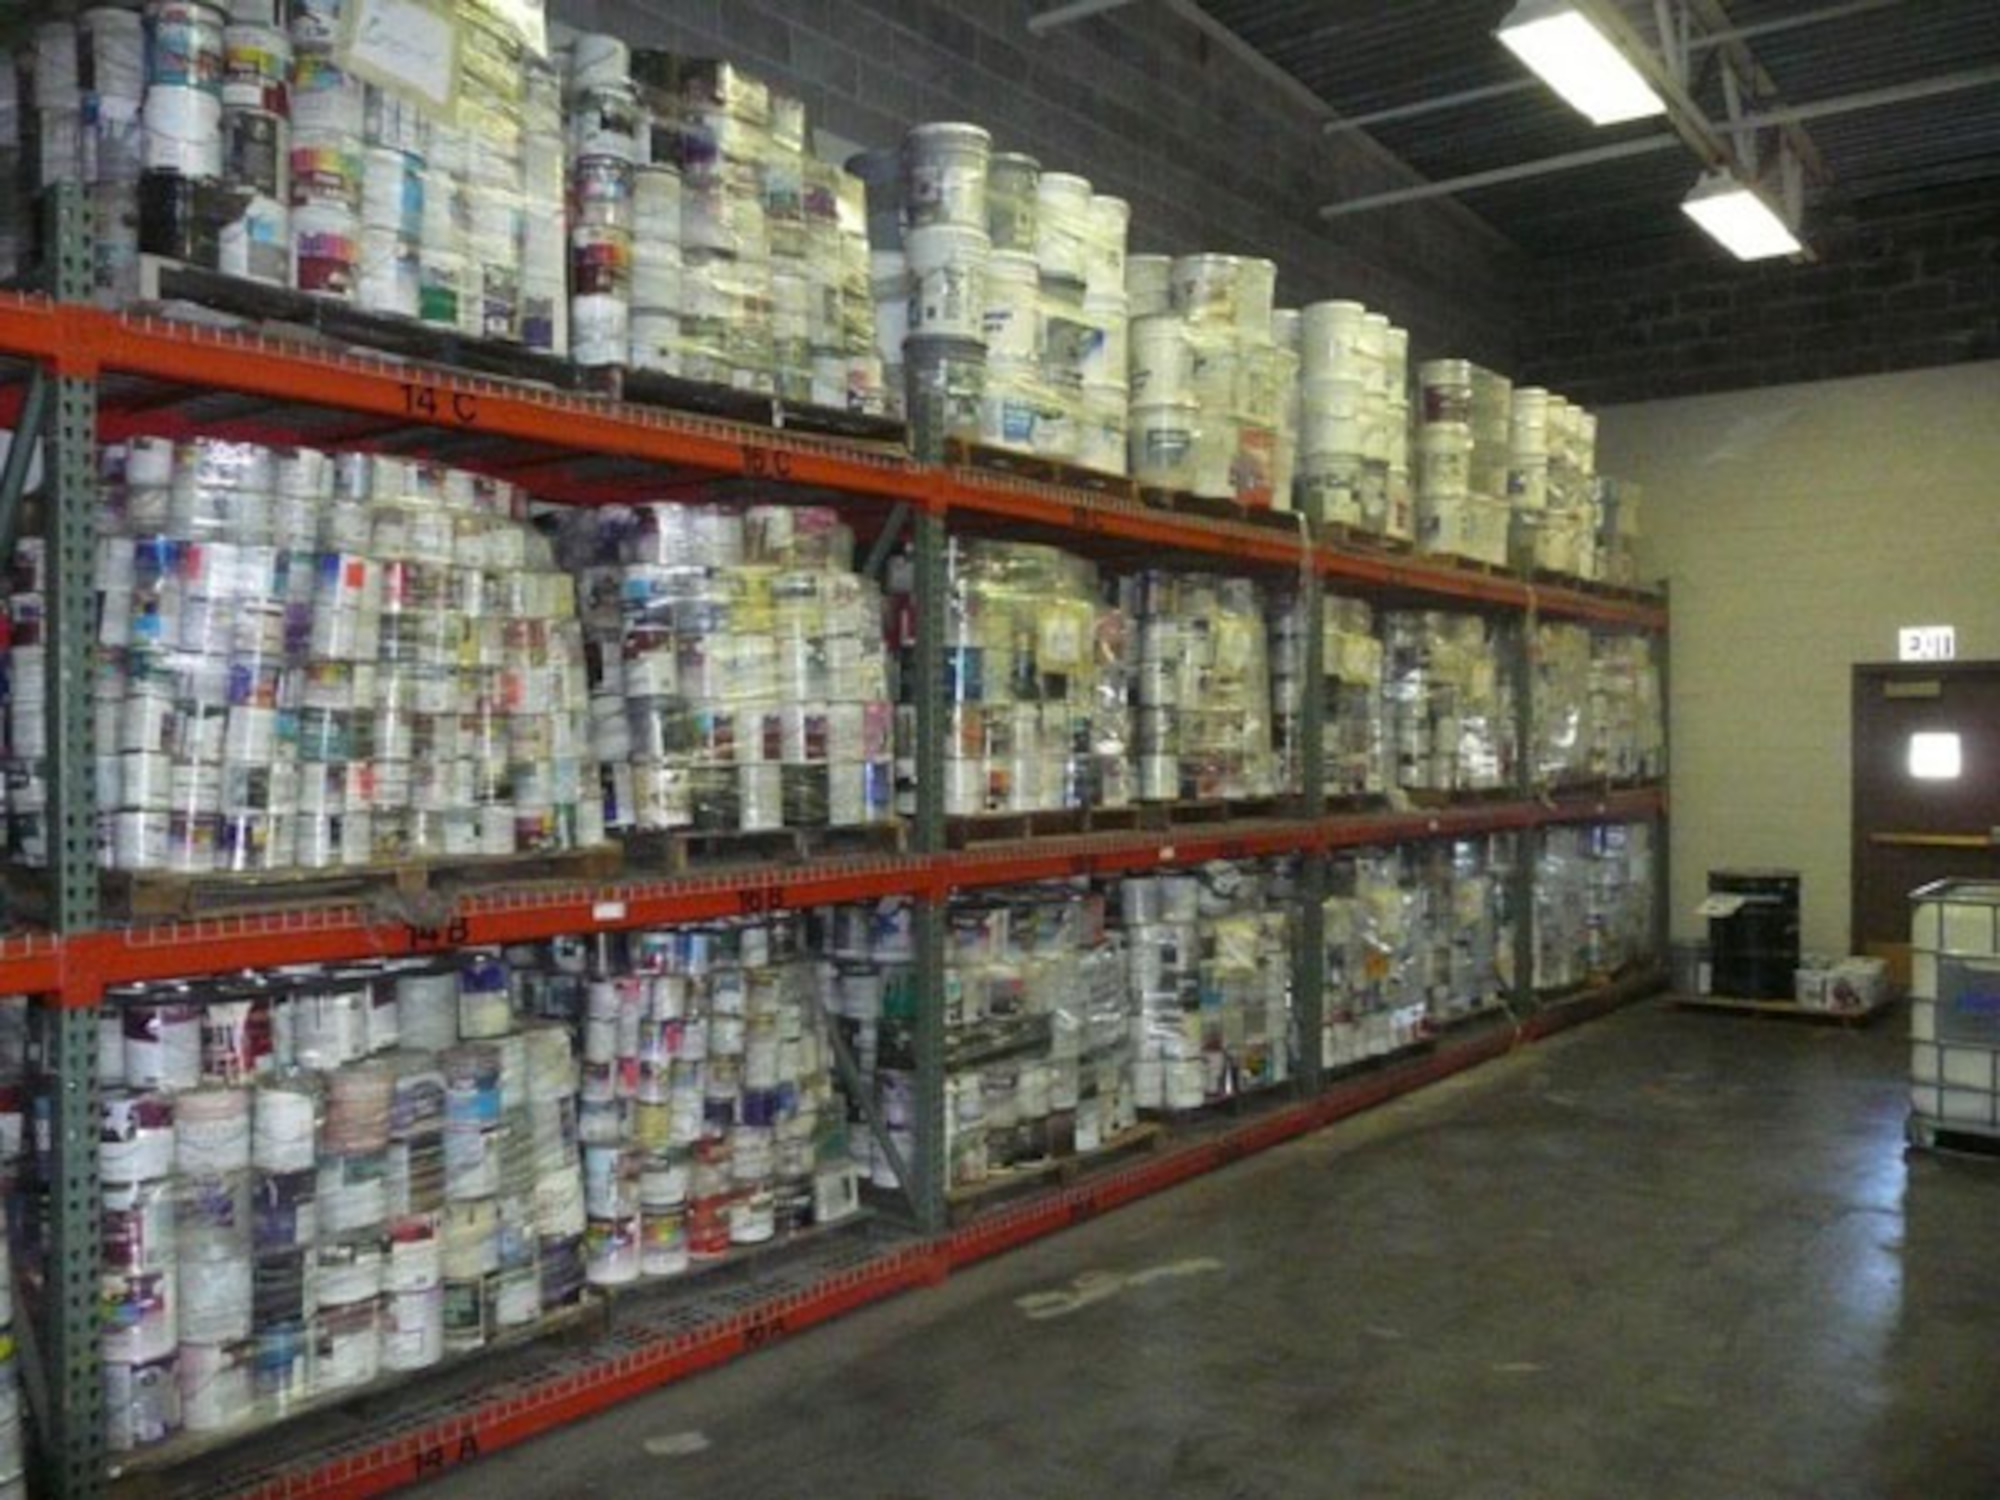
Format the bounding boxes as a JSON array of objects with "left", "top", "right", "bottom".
[{"left": 1198, "top": 0, "right": 2000, "bottom": 254}]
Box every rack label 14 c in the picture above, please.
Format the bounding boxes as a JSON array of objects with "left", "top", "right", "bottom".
[{"left": 402, "top": 380, "right": 480, "bottom": 425}]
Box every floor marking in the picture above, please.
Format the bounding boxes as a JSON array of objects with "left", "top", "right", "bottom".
[
  {"left": 642, "top": 1431, "right": 712, "bottom": 1457},
  {"left": 1015, "top": 1259, "right": 1225, "bottom": 1320}
]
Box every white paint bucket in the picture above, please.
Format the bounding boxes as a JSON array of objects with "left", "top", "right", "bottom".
[
  {"left": 178, "top": 1339, "right": 253, "bottom": 1433},
  {"left": 905, "top": 223, "right": 989, "bottom": 341},
  {"left": 987, "top": 150, "right": 1039, "bottom": 251},
  {"left": 1170, "top": 253, "right": 1242, "bottom": 327},
  {"left": 1419, "top": 423, "right": 1473, "bottom": 503},
  {"left": 979, "top": 249, "right": 1041, "bottom": 365},
  {"left": 1300, "top": 376, "right": 1366, "bottom": 454},
  {"left": 1129, "top": 313, "right": 1193, "bottom": 402},
  {"left": 1125, "top": 253, "right": 1172, "bottom": 316},
  {"left": 1077, "top": 384, "right": 1128, "bottom": 477},
  {"left": 1234, "top": 257, "right": 1277, "bottom": 336},
  {"left": 1358, "top": 312, "right": 1391, "bottom": 397},
  {"left": 1130, "top": 401, "right": 1201, "bottom": 491},
  {"left": 1079, "top": 291, "right": 1128, "bottom": 390},
  {"left": 1300, "top": 299, "right": 1366, "bottom": 382},
  {"left": 1083, "top": 194, "right": 1128, "bottom": 299},
  {"left": 902, "top": 121, "right": 991, "bottom": 230},
  {"left": 1034, "top": 171, "right": 1093, "bottom": 281}
]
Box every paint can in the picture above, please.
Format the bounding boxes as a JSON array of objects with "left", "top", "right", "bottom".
[
  {"left": 314, "top": 1297, "right": 380, "bottom": 1390},
  {"left": 103, "top": 1270, "right": 177, "bottom": 1365},
  {"left": 291, "top": 199, "right": 357, "bottom": 299},
  {"left": 176, "top": 1085, "right": 251, "bottom": 1173},
  {"left": 137, "top": 169, "right": 224, "bottom": 266},
  {"left": 902, "top": 121, "right": 990, "bottom": 231},
  {"left": 380, "top": 1284, "right": 443, "bottom": 1371},
  {"left": 178, "top": 1339, "right": 254, "bottom": 1433},
  {"left": 987, "top": 150, "right": 1040, "bottom": 253},
  {"left": 1130, "top": 401, "right": 1200, "bottom": 491},
  {"left": 103, "top": 1090, "right": 177, "bottom": 1184},
  {"left": 106, "top": 1353, "right": 181, "bottom": 1452},
  {"left": 124, "top": 1000, "right": 202, "bottom": 1091},
  {"left": 103, "top": 1179, "right": 178, "bottom": 1274},
  {"left": 979, "top": 248, "right": 1041, "bottom": 367},
  {"left": 1034, "top": 171, "right": 1092, "bottom": 281},
  {"left": 583, "top": 1212, "right": 640, "bottom": 1285},
  {"left": 905, "top": 222, "right": 989, "bottom": 341},
  {"left": 1129, "top": 313, "right": 1192, "bottom": 403},
  {"left": 1084, "top": 194, "right": 1129, "bottom": 300},
  {"left": 1077, "top": 384, "right": 1128, "bottom": 477}
]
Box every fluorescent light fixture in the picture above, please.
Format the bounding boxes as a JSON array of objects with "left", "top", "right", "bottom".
[
  {"left": 1496, "top": 0, "right": 1667, "bottom": 125},
  {"left": 1681, "top": 169, "right": 1803, "bottom": 260}
]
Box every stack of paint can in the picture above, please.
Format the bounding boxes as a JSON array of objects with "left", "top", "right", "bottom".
[
  {"left": 1512, "top": 391, "right": 1602, "bottom": 579},
  {"left": 458, "top": 7, "right": 534, "bottom": 341},
  {"left": 1322, "top": 840, "right": 1509, "bottom": 1066},
  {"left": 565, "top": 34, "right": 640, "bottom": 369},
  {"left": 814, "top": 898, "right": 916, "bottom": 1194},
  {"left": 2, "top": 538, "right": 47, "bottom": 867},
  {"left": 286, "top": 0, "right": 366, "bottom": 303},
  {"left": 1119, "top": 572, "right": 1276, "bottom": 803},
  {"left": 559, "top": 502, "right": 895, "bottom": 838},
  {"left": 1380, "top": 611, "right": 1515, "bottom": 795},
  {"left": 59, "top": 440, "right": 601, "bottom": 876},
  {"left": 518, "top": 52, "right": 568, "bottom": 354},
  {"left": 1535, "top": 822, "right": 1654, "bottom": 992},
  {"left": 554, "top": 920, "right": 857, "bottom": 1274},
  {"left": 219, "top": 3, "right": 290, "bottom": 289},
  {"left": 1414, "top": 358, "right": 1512, "bottom": 567},
  {"left": 976, "top": 152, "right": 1049, "bottom": 463},
  {"left": 1297, "top": 300, "right": 1412, "bottom": 538},
  {"left": 1125, "top": 862, "right": 1293, "bottom": 1112},
  {"left": 1272, "top": 592, "right": 1386, "bottom": 800},
  {"left": 1322, "top": 848, "right": 1425, "bottom": 1068},
  {"left": 898, "top": 120, "right": 990, "bottom": 458},
  {"left": 1533, "top": 624, "right": 1665, "bottom": 786},
  {"left": 904, "top": 540, "right": 1131, "bottom": 818},
  {"left": 93, "top": 954, "right": 590, "bottom": 1453},
  {"left": 640, "top": 56, "right": 776, "bottom": 393},
  {"left": 945, "top": 884, "right": 1134, "bottom": 1182}
]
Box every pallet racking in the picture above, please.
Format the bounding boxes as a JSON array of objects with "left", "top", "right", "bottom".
[{"left": 0, "top": 190, "right": 1667, "bottom": 1498}]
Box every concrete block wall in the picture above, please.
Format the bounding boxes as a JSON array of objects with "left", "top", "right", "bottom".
[
  {"left": 548, "top": 0, "right": 1528, "bottom": 366},
  {"left": 1520, "top": 180, "right": 2000, "bottom": 406}
]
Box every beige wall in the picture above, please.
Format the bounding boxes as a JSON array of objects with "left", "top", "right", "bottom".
[{"left": 1597, "top": 360, "right": 2000, "bottom": 956}]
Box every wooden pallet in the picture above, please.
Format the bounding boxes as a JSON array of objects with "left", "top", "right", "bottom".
[
  {"left": 1400, "top": 786, "right": 1520, "bottom": 809},
  {"left": 945, "top": 1121, "right": 1166, "bottom": 1223},
  {"left": 945, "top": 439, "right": 1137, "bottom": 500},
  {"left": 1320, "top": 521, "right": 1415, "bottom": 554},
  {"left": 624, "top": 820, "right": 908, "bottom": 876},
  {"left": 1139, "top": 487, "right": 1303, "bottom": 533},
  {"left": 1136, "top": 797, "right": 1283, "bottom": 830},
  {"left": 71, "top": 845, "right": 626, "bottom": 925},
  {"left": 594, "top": 366, "right": 907, "bottom": 446},
  {"left": 945, "top": 804, "right": 1142, "bottom": 848},
  {"left": 140, "top": 257, "right": 908, "bottom": 447},
  {"left": 1674, "top": 994, "right": 1895, "bottom": 1028}
]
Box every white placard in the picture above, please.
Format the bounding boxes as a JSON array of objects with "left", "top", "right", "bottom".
[
  {"left": 343, "top": 0, "right": 459, "bottom": 112},
  {"left": 1899, "top": 625, "right": 1956, "bottom": 663}
]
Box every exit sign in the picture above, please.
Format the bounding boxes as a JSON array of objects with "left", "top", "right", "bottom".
[{"left": 1899, "top": 625, "right": 1957, "bottom": 662}]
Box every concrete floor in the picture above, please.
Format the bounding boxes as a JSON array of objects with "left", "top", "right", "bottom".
[{"left": 426, "top": 999, "right": 2000, "bottom": 1500}]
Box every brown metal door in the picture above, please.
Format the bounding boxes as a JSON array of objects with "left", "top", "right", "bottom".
[{"left": 1853, "top": 663, "right": 2000, "bottom": 986}]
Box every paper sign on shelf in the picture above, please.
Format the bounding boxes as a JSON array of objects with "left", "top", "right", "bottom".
[
  {"left": 1696, "top": 894, "right": 1748, "bottom": 919},
  {"left": 340, "top": 0, "right": 460, "bottom": 112}
]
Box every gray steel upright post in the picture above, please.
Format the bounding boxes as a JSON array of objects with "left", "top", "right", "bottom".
[
  {"left": 1510, "top": 609, "right": 1539, "bottom": 1014},
  {"left": 909, "top": 508, "right": 949, "bottom": 1232},
  {"left": 42, "top": 181, "right": 106, "bottom": 1500},
  {"left": 1290, "top": 551, "right": 1327, "bottom": 1094}
]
